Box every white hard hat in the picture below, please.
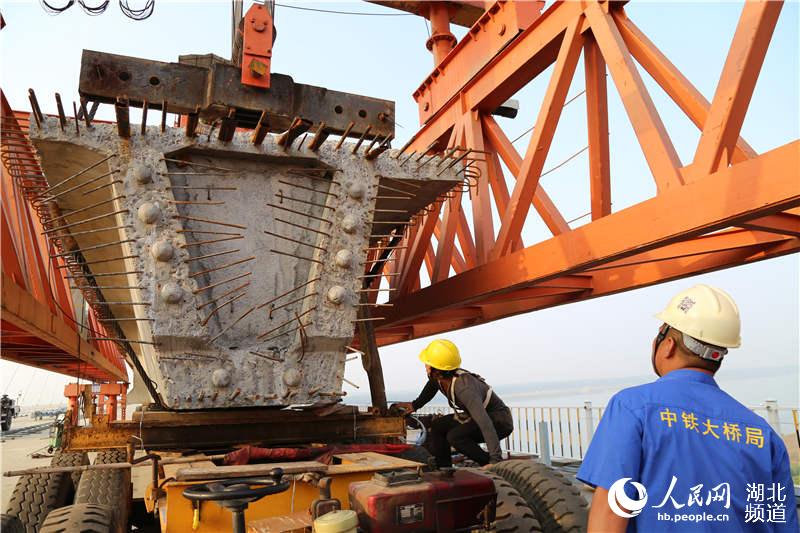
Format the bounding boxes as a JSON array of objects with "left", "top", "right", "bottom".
[{"left": 656, "top": 284, "right": 741, "bottom": 348}]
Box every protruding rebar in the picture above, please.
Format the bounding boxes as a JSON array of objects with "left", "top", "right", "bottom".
[
  {"left": 180, "top": 235, "right": 243, "bottom": 248},
  {"left": 54, "top": 93, "right": 67, "bottom": 131},
  {"left": 274, "top": 217, "right": 330, "bottom": 237},
  {"left": 266, "top": 203, "right": 331, "bottom": 225},
  {"left": 334, "top": 121, "right": 355, "bottom": 150},
  {"left": 202, "top": 292, "right": 247, "bottom": 326},
  {"left": 185, "top": 107, "right": 200, "bottom": 138},
  {"left": 189, "top": 256, "right": 255, "bottom": 278},
  {"left": 115, "top": 97, "right": 130, "bottom": 138},
  {"left": 161, "top": 101, "right": 168, "bottom": 133},
  {"left": 256, "top": 277, "right": 320, "bottom": 310},
  {"left": 270, "top": 249, "right": 323, "bottom": 264},
  {"left": 197, "top": 281, "right": 251, "bottom": 310},
  {"left": 141, "top": 100, "right": 148, "bottom": 136},
  {"left": 79, "top": 97, "right": 92, "bottom": 128},
  {"left": 276, "top": 191, "right": 334, "bottom": 211},
  {"left": 193, "top": 272, "right": 252, "bottom": 294},
  {"left": 351, "top": 125, "right": 371, "bottom": 154},
  {"left": 308, "top": 122, "right": 330, "bottom": 151},
  {"left": 28, "top": 89, "right": 43, "bottom": 128},
  {"left": 276, "top": 117, "right": 312, "bottom": 148},
  {"left": 252, "top": 110, "right": 269, "bottom": 145},
  {"left": 184, "top": 248, "right": 240, "bottom": 264},
  {"left": 173, "top": 215, "right": 247, "bottom": 230},
  {"left": 264, "top": 230, "right": 326, "bottom": 251},
  {"left": 72, "top": 102, "right": 80, "bottom": 136},
  {"left": 277, "top": 180, "right": 338, "bottom": 199},
  {"left": 218, "top": 108, "right": 237, "bottom": 143}
]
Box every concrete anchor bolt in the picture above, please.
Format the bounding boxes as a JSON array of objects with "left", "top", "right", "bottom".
[
  {"left": 137, "top": 202, "right": 161, "bottom": 224},
  {"left": 334, "top": 249, "right": 353, "bottom": 268},
  {"left": 134, "top": 164, "right": 153, "bottom": 184},
  {"left": 341, "top": 214, "right": 358, "bottom": 234},
  {"left": 160, "top": 282, "right": 183, "bottom": 304},
  {"left": 326, "top": 286, "right": 346, "bottom": 305},
  {"left": 283, "top": 368, "right": 302, "bottom": 387},
  {"left": 347, "top": 182, "right": 366, "bottom": 200},
  {"left": 212, "top": 368, "right": 231, "bottom": 388},
  {"left": 151, "top": 240, "right": 174, "bottom": 262}
]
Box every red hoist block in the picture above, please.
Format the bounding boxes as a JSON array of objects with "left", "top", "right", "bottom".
[{"left": 241, "top": 3, "right": 273, "bottom": 89}]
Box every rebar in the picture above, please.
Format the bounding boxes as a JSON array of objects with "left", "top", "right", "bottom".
[
  {"left": 270, "top": 249, "right": 323, "bottom": 264},
  {"left": 189, "top": 256, "right": 255, "bottom": 278},
  {"left": 193, "top": 272, "right": 252, "bottom": 294},
  {"left": 197, "top": 281, "right": 251, "bottom": 310},
  {"left": 266, "top": 203, "right": 331, "bottom": 225},
  {"left": 173, "top": 215, "right": 247, "bottom": 230},
  {"left": 334, "top": 121, "right": 354, "bottom": 150},
  {"left": 184, "top": 248, "right": 240, "bottom": 264},
  {"left": 256, "top": 277, "right": 320, "bottom": 310},
  {"left": 264, "top": 230, "right": 326, "bottom": 251}
]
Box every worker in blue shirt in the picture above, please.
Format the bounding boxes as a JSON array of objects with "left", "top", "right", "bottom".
[{"left": 578, "top": 285, "right": 798, "bottom": 532}]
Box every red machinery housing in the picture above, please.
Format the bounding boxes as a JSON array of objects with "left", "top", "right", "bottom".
[{"left": 349, "top": 468, "right": 496, "bottom": 532}]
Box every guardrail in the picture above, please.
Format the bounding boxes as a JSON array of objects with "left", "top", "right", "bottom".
[{"left": 417, "top": 401, "right": 800, "bottom": 480}]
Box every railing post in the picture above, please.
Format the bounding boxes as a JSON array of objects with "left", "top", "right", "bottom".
[
  {"left": 538, "top": 421, "right": 552, "bottom": 466},
  {"left": 764, "top": 399, "right": 781, "bottom": 434},
  {"left": 584, "top": 401, "right": 595, "bottom": 448}
]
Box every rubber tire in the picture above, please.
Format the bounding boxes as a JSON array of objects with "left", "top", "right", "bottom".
[
  {"left": 4, "top": 453, "right": 74, "bottom": 532},
  {"left": 478, "top": 471, "right": 543, "bottom": 532},
  {"left": 40, "top": 503, "right": 114, "bottom": 533},
  {"left": 1, "top": 514, "right": 25, "bottom": 533},
  {"left": 74, "top": 450, "right": 130, "bottom": 533},
  {"left": 490, "top": 459, "right": 588, "bottom": 533},
  {"left": 2, "top": 415, "right": 11, "bottom": 431},
  {"left": 51, "top": 451, "right": 90, "bottom": 493}
]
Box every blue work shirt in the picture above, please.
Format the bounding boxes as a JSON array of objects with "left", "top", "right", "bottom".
[{"left": 577, "top": 369, "right": 798, "bottom": 532}]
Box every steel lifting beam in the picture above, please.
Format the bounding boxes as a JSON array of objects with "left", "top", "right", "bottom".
[
  {"left": 78, "top": 50, "right": 395, "bottom": 137},
  {"left": 63, "top": 409, "right": 405, "bottom": 450}
]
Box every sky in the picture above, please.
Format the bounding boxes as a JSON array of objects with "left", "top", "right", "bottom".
[{"left": 0, "top": 0, "right": 798, "bottom": 409}]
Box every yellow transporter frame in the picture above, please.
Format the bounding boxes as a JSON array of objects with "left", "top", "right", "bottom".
[{"left": 148, "top": 453, "right": 422, "bottom": 532}]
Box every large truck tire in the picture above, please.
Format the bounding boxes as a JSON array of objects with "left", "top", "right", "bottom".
[
  {"left": 1, "top": 514, "right": 25, "bottom": 533},
  {"left": 40, "top": 504, "right": 114, "bottom": 533},
  {"left": 74, "top": 450, "right": 130, "bottom": 533},
  {"left": 1, "top": 414, "right": 12, "bottom": 431},
  {"left": 4, "top": 453, "right": 75, "bottom": 532},
  {"left": 479, "top": 471, "right": 543, "bottom": 532},
  {"left": 490, "top": 459, "right": 588, "bottom": 533},
  {"left": 51, "top": 450, "right": 90, "bottom": 493}
]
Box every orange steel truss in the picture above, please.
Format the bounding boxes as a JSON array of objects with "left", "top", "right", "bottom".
[
  {"left": 1, "top": 91, "right": 127, "bottom": 382},
  {"left": 369, "top": 0, "right": 799, "bottom": 346}
]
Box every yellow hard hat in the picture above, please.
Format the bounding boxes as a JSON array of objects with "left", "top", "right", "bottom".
[
  {"left": 656, "top": 284, "right": 741, "bottom": 348},
  {"left": 419, "top": 339, "right": 461, "bottom": 370}
]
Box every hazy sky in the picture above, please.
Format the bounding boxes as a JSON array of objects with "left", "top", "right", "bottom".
[{"left": 0, "top": 1, "right": 797, "bottom": 408}]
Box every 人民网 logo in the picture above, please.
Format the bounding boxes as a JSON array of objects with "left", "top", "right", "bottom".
[{"left": 608, "top": 478, "right": 649, "bottom": 518}]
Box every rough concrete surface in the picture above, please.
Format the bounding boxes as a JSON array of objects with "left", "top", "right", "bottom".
[{"left": 30, "top": 118, "right": 460, "bottom": 410}]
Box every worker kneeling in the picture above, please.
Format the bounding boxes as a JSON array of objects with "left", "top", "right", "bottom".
[{"left": 394, "top": 339, "right": 513, "bottom": 467}]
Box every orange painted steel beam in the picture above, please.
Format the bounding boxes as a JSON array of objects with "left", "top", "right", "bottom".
[
  {"left": 375, "top": 141, "right": 799, "bottom": 329},
  {"left": 691, "top": 0, "right": 783, "bottom": 177},
  {"left": 433, "top": 219, "right": 467, "bottom": 274},
  {"left": 1, "top": 274, "right": 127, "bottom": 382},
  {"left": 738, "top": 214, "right": 800, "bottom": 238},
  {"left": 463, "top": 113, "right": 495, "bottom": 263},
  {"left": 413, "top": 0, "right": 543, "bottom": 123},
  {"left": 375, "top": 233, "right": 798, "bottom": 346},
  {"left": 612, "top": 9, "right": 756, "bottom": 164},
  {"left": 406, "top": 0, "right": 585, "bottom": 154},
  {"left": 482, "top": 115, "right": 568, "bottom": 236},
  {"left": 584, "top": 2, "right": 683, "bottom": 194},
  {"left": 491, "top": 17, "right": 583, "bottom": 258},
  {"left": 456, "top": 208, "right": 477, "bottom": 269},
  {"left": 584, "top": 33, "right": 611, "bottom": 221}
]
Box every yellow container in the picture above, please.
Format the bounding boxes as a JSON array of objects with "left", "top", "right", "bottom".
[{"left": 313, "top": 510, "right": 358, "bottom": 533}]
